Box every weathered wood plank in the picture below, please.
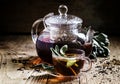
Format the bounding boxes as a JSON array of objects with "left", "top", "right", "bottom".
[{"left": 0, "top": 35, "right": 120, "bottom": 84}]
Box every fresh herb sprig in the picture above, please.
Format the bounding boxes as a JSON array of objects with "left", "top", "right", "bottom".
[
  {"left": 80, "top": 26, "right": 110, "bottom": 60},
  {"left": 90, "top": 33, "right": 110, "bottom": 59}
]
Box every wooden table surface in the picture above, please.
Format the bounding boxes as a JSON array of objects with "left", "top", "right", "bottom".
[{"left": 0, "top": 35, "right": 120, "bottom": 84}]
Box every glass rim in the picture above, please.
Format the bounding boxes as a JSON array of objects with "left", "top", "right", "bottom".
[{"left": 52, "top": 49, "right": 85, "bottom": 60}]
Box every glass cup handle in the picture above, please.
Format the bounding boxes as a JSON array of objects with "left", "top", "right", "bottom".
[
  {"left": 31, "top": 18, "right": 43, "bottom": 44},
  {"left": 81, "top": 57, "right": 92, "bottom": 72}
]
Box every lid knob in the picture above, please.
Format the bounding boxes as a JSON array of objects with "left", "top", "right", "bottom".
[{"left": 58, "top": 5, "right": 68, "bottom": 16}]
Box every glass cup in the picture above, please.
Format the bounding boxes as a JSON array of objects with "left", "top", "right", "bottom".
[{"left": 52, "top": 49, "right": 92, "bottom": 77}]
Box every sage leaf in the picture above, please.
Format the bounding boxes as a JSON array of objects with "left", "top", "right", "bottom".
[
  {"left": 50, "top": 48, "right": 61, "bottom": 56},
  {"left": 94, "top": 33, "right": 109, "bottom": 46},
  {"left": 60, "top": 45, "right": 68, "bottom": 56}
]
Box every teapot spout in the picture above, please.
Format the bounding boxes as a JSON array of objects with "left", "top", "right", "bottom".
[{"left": 85, "top": 26, "right": 95, "bottom": 43}]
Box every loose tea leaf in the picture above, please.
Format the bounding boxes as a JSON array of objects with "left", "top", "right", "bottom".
[
  {"left": 32, "top": 63, "right": 54, "bottom": 71},
  {"left": 41, "top": 63, "right": 54, "bottom": 70}
]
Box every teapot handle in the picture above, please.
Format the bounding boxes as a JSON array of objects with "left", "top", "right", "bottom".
[
  {"left": 31, "top": 13, "right": 54, "bottom": 44},
  {"left": 31, "top": 18, "right": 43, "bottom": 44}
]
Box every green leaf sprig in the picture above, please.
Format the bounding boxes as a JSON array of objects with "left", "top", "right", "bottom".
[
  {"left": 50, "top": 45, "right": 68, "bottom": 57},
  {"left": 89, "top": 33, "right": 110, "bottom": 60},
  {"left": 80, "top": 26, "right": 110, "bottom": 59}
]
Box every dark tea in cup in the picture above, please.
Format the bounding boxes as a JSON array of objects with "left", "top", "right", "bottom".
[{"left": 52, "top": 49, "right": 91, "bottom": 76}]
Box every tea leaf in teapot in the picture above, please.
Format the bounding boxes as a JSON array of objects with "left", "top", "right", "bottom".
[
  {"left": 66, "top": 60, "right": 77, "bottom": 67},
  {"left": 60, "top": 45, "right": 68, "bottom": 56},
  {"left": 55, "top": 45, "right": 60, "bottom": 53}
]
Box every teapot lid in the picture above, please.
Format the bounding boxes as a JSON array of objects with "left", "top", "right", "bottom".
[{"left": 45, "top": 5, "right": 83, "bottom": 25}]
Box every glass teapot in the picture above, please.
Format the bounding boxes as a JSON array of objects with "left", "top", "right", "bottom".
[{"left": 31, "top": 5, "right": 94, "bottom": 64}]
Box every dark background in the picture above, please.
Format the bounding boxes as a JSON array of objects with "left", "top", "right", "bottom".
[{"left": 0, "top": 0, "right": 119, "bottom": 36}]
